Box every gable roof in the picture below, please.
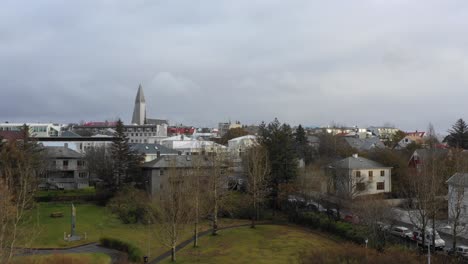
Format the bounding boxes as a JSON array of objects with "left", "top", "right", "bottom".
[
  {"left": 130, "top": 143, "right": 178, "bottom": 155},
  {"left": 141, "top": 155, "right": 220, "bottom": 169},
  {"left": 44, "top": 146, "right": 83, "bottom": 159},
  {"left": 344, "top": 137, "right": 385, "bottom": 151},
  {"left": 331, "top": 155, "right": 390, "bottom": 170},
  {"left": 447, "top": 173, "right": 468, "bottom": 187},
  {"left": 0, "top": 131, "right": 24, "bottom": 141}
]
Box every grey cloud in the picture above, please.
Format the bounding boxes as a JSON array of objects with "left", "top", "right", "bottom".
[{"left": 2, "top": 0, "right": 468, "bottom": 132}]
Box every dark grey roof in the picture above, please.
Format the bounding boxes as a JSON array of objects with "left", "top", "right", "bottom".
[
  {"left": 344, "top": 137, "right": 385, "bottom": 151},
  {"left": 44, "top": 146, "right": 83, "bottom": 159},
  {"left": 331, "top": 155, "right": 390, "bottom": 169},
  {"left": 61, "top": 131, "right": 81, "bottom": 137},
  {"left": 141, "top": 155, "right": 221, "bottom": 169},
  {"left": 412, "top": 149, "right": 449, "bottom": 161},
  {"left": 447, "top": 173, "right": 468, "bottom": 187},
  {"left": 130, "top": 143, "right": 178, "bottom": 155}
]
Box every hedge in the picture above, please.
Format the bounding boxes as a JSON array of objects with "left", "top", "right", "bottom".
[
  {"left": 100, "top": 237, "right": 143, "bottom": 262},
  {"left": 293, "top": 212, "right": 368, "bottom": 244}
]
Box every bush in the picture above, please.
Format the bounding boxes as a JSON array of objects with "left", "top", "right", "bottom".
[
  {"left": 293, "top": 212, "right": 367, "bottom": 245},
  {"left": 100, "top": 237, "right": 143, "bottom": 262},
  {"left": 107, "top": 186, "right": 149, "bottom": 224}
]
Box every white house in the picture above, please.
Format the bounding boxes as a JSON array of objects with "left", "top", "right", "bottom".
[
  {"left": 160, "top": 135, "right": 226, "bottom": 155},
  {"left": 447, "top": 173, "right": 468, "bottom": 224},
  {"left": 0, "top": 123, "right": 63, "bottom": 137},
  {"left": 227, "top": 135, "right": 257, "bottom": 156},
  {"left": 329, "top": 154, "right": 392, "bottom": 198}
]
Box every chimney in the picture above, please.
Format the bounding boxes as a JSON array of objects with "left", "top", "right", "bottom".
[
  {"left": 64, "top": 143, "right": 68, "bottom": 149},
  {"left": 352, "top": 153, "right": 358, "bottom": 158}
]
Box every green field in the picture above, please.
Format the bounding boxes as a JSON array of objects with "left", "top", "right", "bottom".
[
  {"left": 22, "top": 202, "right": 250, "bottom": 258},
  {"left": 161, "top": 225, "right": 341, "bottom": 264},
  {"left": 12, "top": 253, "right": 110, "bottom": 264}
]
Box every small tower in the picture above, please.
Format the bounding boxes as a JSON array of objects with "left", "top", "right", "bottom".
[{"left": 132, "top": 84, "right": 146, "bottom": 125}]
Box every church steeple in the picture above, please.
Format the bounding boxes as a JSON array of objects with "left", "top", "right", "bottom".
[{"left": 131, "top": 84, "right": 146, "bottom": 125}]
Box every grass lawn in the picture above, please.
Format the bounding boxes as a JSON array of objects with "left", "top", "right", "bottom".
[
  {"left": 12, "top": 253, "right": 111, "bottom": 264},
  {"left": 161, "top": 225, "right": 341, "bottom": 264},
  {"left": 21, "top": 202, "right": 250, "bottom": 259}
]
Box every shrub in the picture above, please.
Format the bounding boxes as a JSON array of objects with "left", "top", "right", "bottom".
[
  {"left": 293, "top": 212, "right": 367, "bottom": 245},
  {"left": 107, "top": 186, "right": 149, "bottom": 224},
  {"left": 100, "top": 237, "right": 143, "bottom": 262}
]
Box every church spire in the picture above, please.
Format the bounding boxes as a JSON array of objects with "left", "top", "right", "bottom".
[{"left": 131, "top": 84, "right": 146, "bottom": 125}]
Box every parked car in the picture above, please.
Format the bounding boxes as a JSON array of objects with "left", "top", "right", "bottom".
[
  {"left": 455, "top": 245, "right": 468, "bottom": 258},
  {"left": 390, "top": 226, "right": 412, "bottom": 239},
  {"left": 412, "top": 228, "right": 445, "bottom": 250}
]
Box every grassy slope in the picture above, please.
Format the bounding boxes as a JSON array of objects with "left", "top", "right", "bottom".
[
  {"left": 162, "top": 225, "right": 340, "bottom": 264},
  {"left": 21, "top": 202, "right": 250, "bottom": 258},
  {"left": 12, "top": 253, "right": 111, "bottom": 264}
]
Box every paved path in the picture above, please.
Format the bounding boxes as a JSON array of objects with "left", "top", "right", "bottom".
[
  {"left": 17, "top": 242, "right": 124, "bottom": 263},
  {"left": 150, "top": 223, "right": 256, "bottom": 263}
]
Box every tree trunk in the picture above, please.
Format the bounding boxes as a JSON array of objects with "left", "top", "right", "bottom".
[
  {"left": 171, "top": 246, "right": 176, "bottom": 262},
  {"left": 193, "top": 222, "right": 198, "bottom": 247},
  {"left": 212, "top": 174, "right": 219, "bottom": 236}
]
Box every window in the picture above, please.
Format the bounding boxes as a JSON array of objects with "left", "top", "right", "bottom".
[
  {"left": 377, "top": 182, "right": 385, "bottom": 190},
  {"left": 77, "top": 160, "right": 85, "bottom": 166},
  {"left": 79, "top": 172, "right": 87, "bottom": 178},
  {"left": 355, "top": 171, "right": 361, "bottom": 177},
  {"left": 368, "top": 171, "right": 373, "bottom": 177},
  {"left": 380, "top": 170, "right": 385, "bottom": 176},
  {"left": 160, "top": 169, "right": 164, "bottom": 176},
  {"left": 356, "top": 183, "right": 366, "bottom": 191},
  {"left": 63, "top": 160, "right": 69, "bottom": 166}
]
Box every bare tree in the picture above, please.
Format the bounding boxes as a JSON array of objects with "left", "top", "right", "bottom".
[
  {"left": 446, "top": 150, "right": 468, "bottom": 250},
  {"left": 244, "top": 144, "right": 270, "bottom": 228},
  {"left": 206, "top": 152, "right": 230, "bottom": 235},
  {"left": 0, "top": 132, "right": 43, "bottom": 263},
  {"left": 353, "top": 197, "right": 396, "bottom": 251},
  {"left": 150, "top": 163, "right": 194, "bottom": 262},
  {"left": 190, "top": 155, "right": 210, "bottom": 247}
]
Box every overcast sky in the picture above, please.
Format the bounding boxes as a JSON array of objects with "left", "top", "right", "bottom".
[{"left": 1, "top": 0, "right": 468, "bottom": 132}]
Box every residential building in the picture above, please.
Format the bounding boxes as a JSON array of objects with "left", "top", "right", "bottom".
[
  {"left": 38, "top": 135, "right": 114, "bottom": 154},
  {"left": 160, "top": 135, "right": 226, "bottom": 155},
  {"left": 0, "top": 131, "right": 24, "bottom": 142},
  {"left": 328, "top": 154, "right": 392, "bottom": 198},
  {"left": 367, "top": 126, "right": 400, "bottom": 142},
  {"left": 218, "top": 121, "right": 242, "bottom": 137},
  {"left": 141, "top": 155, "right": 226, "bottom": 195},
  {"left": 408, "top": 148, "right": 450, "bottom": 170},
  {"left": 40, "top": 144, "right": 89, "bottom": 190},
  {"left": 447, "top": 173, "right": 468, "bottom": 224},
  {"left": 72, "top": 123, "right": 167, "bottom": 144},
  {"left": 397, "top": 135, "right": 425, "bottom": 149},
  {"left": 130, "top": 143, "right": 179, "bottom": 162},
  {"left": 343, "top": 137, "right": 385, "bottom": 152},
  {"left": 227, "top": 135, "right": 257, "bottom": 158},
  {"left": 0, "top": 123, "right": 62, "bottom": 137}
]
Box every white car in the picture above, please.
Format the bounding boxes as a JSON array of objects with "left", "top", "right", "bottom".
[
  {"left": 455, "top": 245, "right": 468, "bottom": 258},
  {"left": 390, "top": 226, "right": 412, "bottom": 239},
  {"left": 413, "top": 228, "right": 445, "bottom": 250}
]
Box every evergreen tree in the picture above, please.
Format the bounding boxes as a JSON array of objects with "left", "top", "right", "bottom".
[
  {"left": 444, "top": 118, "right": 468, "bottom": 149},
  {"left": 293, "top": 124, "right": 314, "bottom": 164},
  {"left": 110, "top": 119, "right": 143, "bottom": 190},
  {"left": 258, "top": 118, "right": 298, "bottom": 210}
]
